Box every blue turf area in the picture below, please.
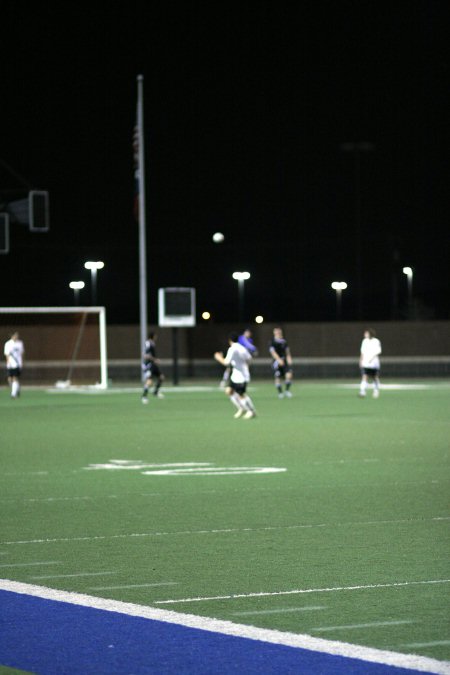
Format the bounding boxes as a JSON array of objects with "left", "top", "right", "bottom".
[{"left": 0, "top": 590, "right": 438, "bottom": 674}]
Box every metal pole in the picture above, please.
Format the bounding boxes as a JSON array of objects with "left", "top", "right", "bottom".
[
  {"left": 354, "top": 148, "right": 363, "bottom": 319},
  {"left": 238, "top": 279, "right": 244, "bottom": 323},
  {"left": 98, "top": 307, "right": 108, "bottom": 389},
  {"left": 336, "top": 289, "right": 342, "bottom": 320},
  {"left": 407, "top": 274, "right": 413, "bottom": 317},
  {"left": 91, "top": 269, "right": 97, "bottom": 306},
  {"left": 137, "top": 74, "right": 148, "bottom": 359},
  {"left": 172, "top": 327, "right": 179, "bottom": 385}
]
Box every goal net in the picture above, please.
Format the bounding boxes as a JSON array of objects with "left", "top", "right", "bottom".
[{"left": 0, "top": 307, "right": 108, "bottom": 389}]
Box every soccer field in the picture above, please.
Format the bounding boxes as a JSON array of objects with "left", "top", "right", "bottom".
[{"left": 1, "top": 381, "right": 449, "bottom": 674}]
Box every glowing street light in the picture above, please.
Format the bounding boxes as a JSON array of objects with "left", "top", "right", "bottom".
[
  {"left": 255, "top": 315, "right": 264, "bottom": 324},
  {"left": 202, "top": 311, "right": 211, "bottom": 320},
  {"left": 232, "top": 271, "right": 251, "bottom": 322},
  {"left": 84, "top": 261, "right": 105, "bottom": 305},
  {"left": 403, "top": 266, "right": 413, "bottom": 315},
  {"left": 331, "top": 281, "right": 348, "bottom": 320},
  {"left": 69, "top": 281, "right": 85, "bottom": 305}
]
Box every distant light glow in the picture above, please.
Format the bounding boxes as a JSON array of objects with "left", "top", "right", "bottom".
[
  {"left": 212, "top": 232, "right": 224, "bottom": 243},
  {"left": 202, "top": 311, "right": 211, "bottom": 320},
  {"left": 84, "top": 261, "right": 105, "bottom": 270},
  {"left": 69, "top": 281, "right": 85, "bottom": 290},
  {"left": 331, "top": 281, "right": 347, "bottom": 290},
  {"left": 402, "top": 266, "right": 413, "bottom": 277},
  {"left": 255, "top": 315, "right": 264, "bottom": 324},
  {"left": 232, "top": 271, "right": 250, "bottom": 281}
]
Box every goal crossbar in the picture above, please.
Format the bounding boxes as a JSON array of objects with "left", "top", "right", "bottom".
[{"left": 0, "top": 306, "right": 108, "bottom": 389}]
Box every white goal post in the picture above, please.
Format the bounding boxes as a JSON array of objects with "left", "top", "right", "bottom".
[{"left": 0, "top": 306, "right": 108, "bottom": 389}]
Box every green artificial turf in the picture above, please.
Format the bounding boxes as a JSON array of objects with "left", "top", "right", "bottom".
[{"left": 1, "top": 380, "right": 449, "bottom": 662}]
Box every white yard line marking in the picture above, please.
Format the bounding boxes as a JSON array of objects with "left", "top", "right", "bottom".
[
  {"left": 311, "top": 620, "right": 414, "bottom": 632},
  {"left": 232, "top": 606, "right": 327, "bottom": 616},
  {"left": 404, "top": 641, "right": 450, "bottom": 648},
  {"left": 0, "top": 561, "right": 62, "bottom": 568},
  {"left": 89, "top": 582, "right": 179, "bottom": 590},
  {"left": 154, "top": 579, "right": 450, "bottom": 605},
  {"left": 2, "top": 515, "right": 448, "bottom": 546},
  {"left": 0, "top": 579, "right": 448, "bottom": 675},
  {"left": 30, "top": 572, "right": 115, "bottom": 580}
]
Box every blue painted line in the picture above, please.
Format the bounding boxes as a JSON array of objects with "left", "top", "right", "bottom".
[{"left": 0, "top": 590, "right": 435, "bottom": 674}]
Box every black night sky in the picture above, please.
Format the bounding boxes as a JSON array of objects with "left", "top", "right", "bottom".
[{"left": 1, "top": 3, "right": 448, "bottom": 324}]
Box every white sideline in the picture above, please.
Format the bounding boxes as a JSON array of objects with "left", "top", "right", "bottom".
[
  {"left": 153, "top": 579, "right": 450, "bottom": 605},
  {"left": 2, "top": 515, "right": 448, "bottom": 546},
  {"left": 0, "top": 579, "right": 448, "bottom": 674}
]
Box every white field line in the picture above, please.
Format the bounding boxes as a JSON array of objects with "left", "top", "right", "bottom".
[
  {"left": 0, "top": 561, "right": 62, "bottom": 568},
  {"left": 0, "top": 479, "right": 448, "bottom": 503},
  {"left": 0, "top": 579, "right": 448, "bottom": 675},
  {"left": 89, "top": 582, "right": 179, "bottom": 590},
  {"left": 232, "top": 606, "right": 327, "bottom": 616},
  {"left": 154, "top": 579, "right": 450, "bottom": 605},
  {"left": 30, "top": 571, "right": 115, "bottom": 580},
  {"left": 311, "top": 620, "right": 414, "bottom": 632},
  {"left": 338, "top": 384, "right": 434, "bottom": 390},
  {"left": 404, "top": 642, "right": 450, "bottom": 648},
  {"left": 2, "top": 515, "right": 448, "bottom": 546},
  {"left": 46, "top": 386, "right": 218, "bottom": 395}
]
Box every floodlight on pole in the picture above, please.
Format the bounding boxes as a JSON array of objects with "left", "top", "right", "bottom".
[
  {"left": 232, "top": 271, "right": 251, "bottom": 322},
  {"left": 69, "top": 281, "right": 85, "bottom": 306},
  {"left": 403, "top": 266, "right": 413, "bottom": 315},
  {"left": 84, "top": 261, "right": 105, "bottom": 305},
  {"left": 331, "top": 281, "right": 348, "bottom": 320}
]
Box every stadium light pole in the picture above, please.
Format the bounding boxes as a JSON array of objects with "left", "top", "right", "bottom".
[
  {"left": 331, "top": 281, "right": 348, "bottom": 320},
  {"left": 340, "top": 141, "right": 374, "bottom": 319},
  {"left": 403, "top": 266, "right": 413, "bottom": 317},
  {"left": 69, "top": 281, "right": 85, "bottom": 306},
  {"left": 232, "top": 271, "right": 251, "bottom": 323},
  {"left": 84, "top": 261, "right": 104, "bottom": 305}
]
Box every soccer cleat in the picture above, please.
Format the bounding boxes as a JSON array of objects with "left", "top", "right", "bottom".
[
  {"left": 243, "top": 410, "right": 256, "bottom": 419},
  {"left": 234, "top": 408, "right": 245, "bottom": 418},
  {"left": 141, "top": 397, "right": 149, "bottom": 404},
  {"left": 358, "top": 392, "right": 366, "bottom": 398},
  {"left": 373, "top": 389, "right": 380, "bottom": 398},
  {"left": 284, "top": 390, "right": 293, "bottom": 398},
  {"left": 154, "top": 392, "right": 165, "bottom": 398},
  {"left": 278, "top": 392, "right": 285, "bottom": 399}
]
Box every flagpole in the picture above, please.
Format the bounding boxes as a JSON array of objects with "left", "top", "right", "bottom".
[{"left": 137, "top": 74, "right": 148, "bottom": 360}]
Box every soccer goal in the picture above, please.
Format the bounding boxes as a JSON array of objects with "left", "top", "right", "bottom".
[{"left": 0, "top": 307, "right": 108, "bottom": 389}]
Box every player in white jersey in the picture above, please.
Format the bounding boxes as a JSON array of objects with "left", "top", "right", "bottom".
[
  {"left": 214, "top": 332, "right": 257, "bottom": 419},
  {"left": 359, "top": 328, "right": 382, "bottom": 398},
  {"left": 4, "top": 332, "right": 25, "bottom": 399}
]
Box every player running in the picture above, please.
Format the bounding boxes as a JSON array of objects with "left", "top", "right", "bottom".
[{"left": 214, "top": 332, "right": 256, "bottom": 419}]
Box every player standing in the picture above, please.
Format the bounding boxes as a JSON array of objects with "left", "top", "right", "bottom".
[
  {"left": 141, "top": 332, "right": 165, "bottom": 403},
  {"left": 359, "top": 328, "right": 382, "bottom": 398},
  {"left": 4, "top": 331, "right": 25, "bottom": 399},
  {"left": 269, "top": 327, "right": 293, "bottom": 398},
  {"left": 214, "top": 332, "right": 256, "bottom": 419}
]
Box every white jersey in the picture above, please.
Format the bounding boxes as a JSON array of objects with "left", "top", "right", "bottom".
[
  {"left": 360, "top": 337, "right": 381, "bottom": 370},
  {"left": 224, "top": 342, "right": 251, "bottom": 384},
  {"left": 4, "top": 338, "right": 24, "bottom": 369}
]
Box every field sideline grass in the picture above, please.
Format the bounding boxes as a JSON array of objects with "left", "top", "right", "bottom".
[{"left": 1, "top": 380, "right": 449, "bottom": 667}]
